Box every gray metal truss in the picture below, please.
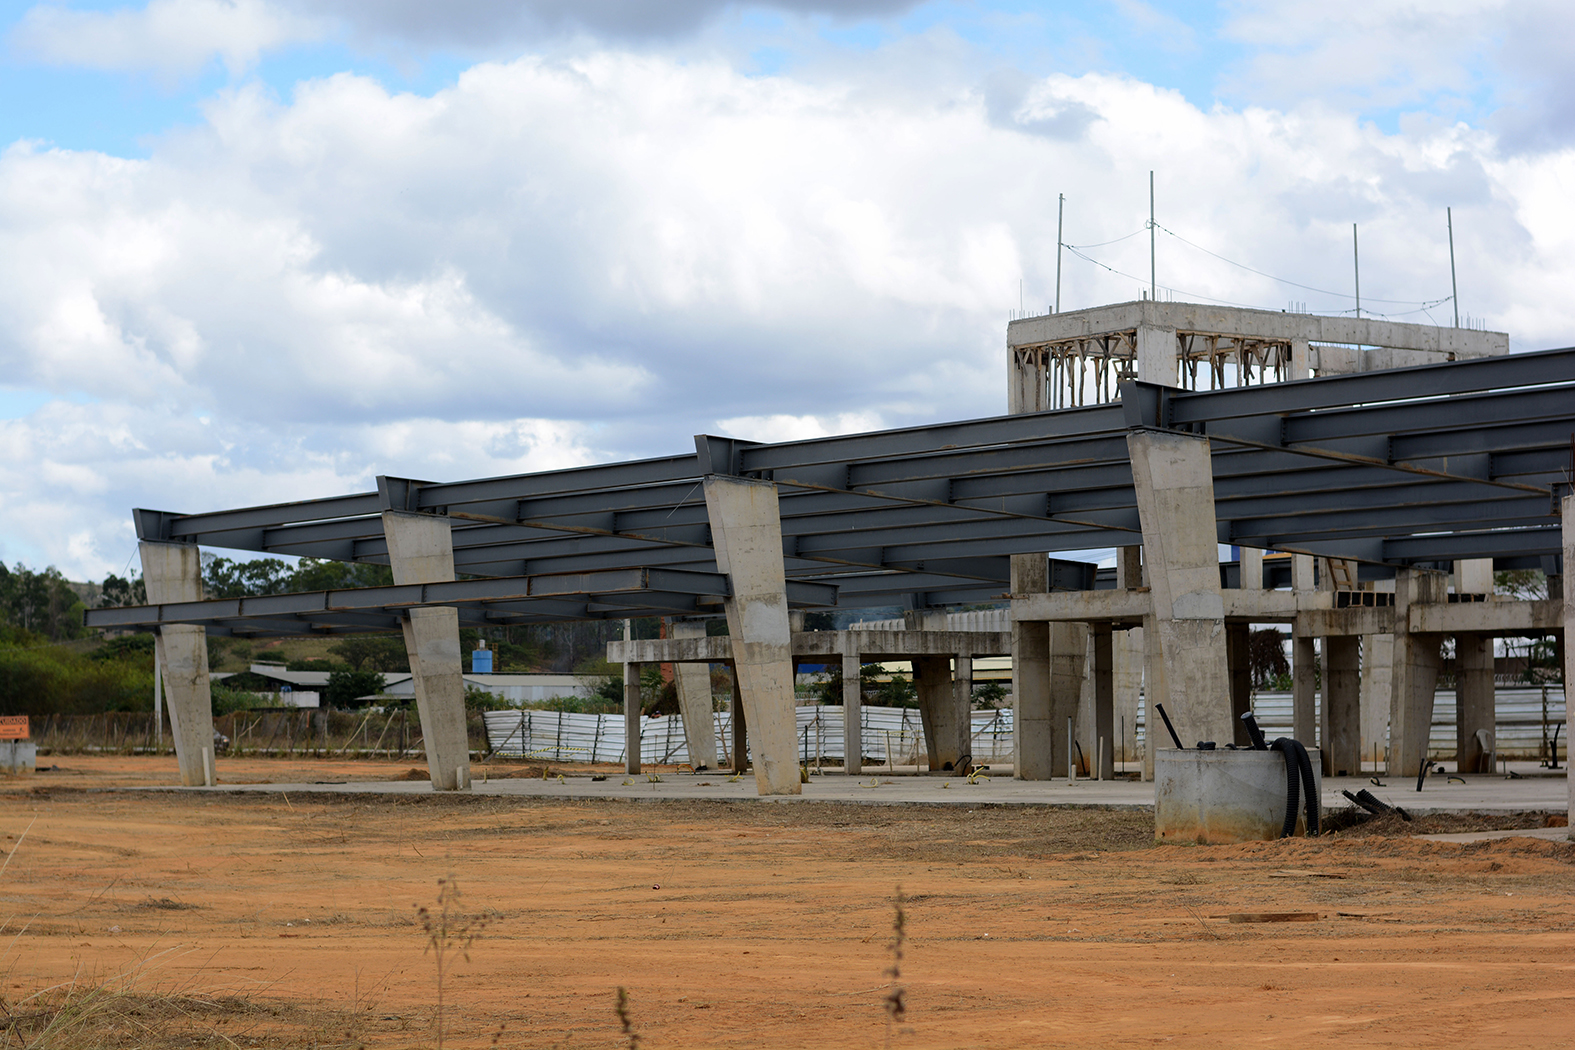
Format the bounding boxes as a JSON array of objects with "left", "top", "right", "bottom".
[{"left": 96, "top": 345, "right": 1574, "bottom": 633}]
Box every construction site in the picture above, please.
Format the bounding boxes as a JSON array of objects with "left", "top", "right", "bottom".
[{"left": 4, "top": 300, "right": 1572, "bottom": 1048}]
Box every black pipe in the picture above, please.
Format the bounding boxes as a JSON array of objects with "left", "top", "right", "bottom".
[
  {"left": 1291, "top": 739, "right": 1320, "bottom": 836},
  {"left": 1354, "top": 788, "right": 1391, "bottom": 813},
  {"left": 1154, "top": 703, "right": 1184, "bottom": 750},
  {"left": 1269, "top": 738, "right": 1301, "bottom": 838},
  {"left": 1415, "top": 759, "right": 1434, "bottom": 793},
  {"left": 1240, "top": 711, "right": 1268, "bottom": 750}
]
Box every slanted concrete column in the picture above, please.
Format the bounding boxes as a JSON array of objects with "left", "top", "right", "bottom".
[
  {"left": 139, "top": 541, "right": 215, "bottom": 787},
  {"left": 1226, "top": 624, "right": 1253, "bottom": 747},
  {"left": 1011, "top": 554, "right": 1053, "bottom": 779},
  {"left": 624, "top": 661, "right": 642, "bottom": 774},
  {"left": 1323, "top": 636, "right": 1361, "bottom": 776},
  {"left": 1563, "top": 493, "right": 1574, "bottom": 823},
  {"left": 669, "top": 621, "right": 718, "bottom": 770},
  {"left": 729, "top": 670, "right": 748, "bottom": 774},
  {"left": 383, "top": 511, "right": 469, "bottom": 791},
  {"left": 1092, "top": 624, "right": 1114, "bottom": 779},
  {"left": 1389, "top": 568, "right": 1447, "bottom": 777},
  {"left": 842, "top": 650, "right": 862, "bottom": 775},
  {"left": 702, "top": 476, "right": 800, "bottom": 795},
  {"left": 1292, "top": 636, "right": 1318, "bottom": 745},
  {"left": 1456, "top": 632, "right": 1495, "bottom": 773},
  {"left": 1127, "top": 429, "right": 1233, "bottom": 749}
]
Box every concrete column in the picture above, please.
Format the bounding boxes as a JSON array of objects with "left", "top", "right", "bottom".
[
  {"left": 702, "top": 476, "right": 800, "bottom": 796},
  {"left": 1454, "top": 559, "right": 1495, "bottom": 595},
  {"left": 1290, "top": 339, "right": 1311, "bottom": 379},
  {"left": 624, "top": 661, "right": 642, "bottom": 775},
  {"left": 1141, "top": 616, "right": 1167, "bottom": 780},
  {"left": 730, "top": 671, "right": 748, "bottom": 774},
  {"left": 1456, "top": 632, "right": 1496, "bottom": 773},
  {"left": 954, "top": 653, "right": 974, "bottom": 770},
  {"left": 1113, "top": 627, "right": 1143, "bottom": 772},
  {"left": 1292, "top": 555, "right": 1316, "bottom": 593},
  {"left": 842, "top": 650, "right": 862, "bottom": 775},
  {"left": 1292, "top": 635, "right": 1318, "bottom": 745},
  {"left": 669, "top": 621, "right": 718, "bottom": 770},
  {"left": 1239, "top": 546, "right": 1263, "bottom": 591},
  {"left": 1009, "top": 348, "right": 1048, "bottom": 414},
  {"left": 1048, "top": 623, "right": 1086, "bottom": 776},
  {"left": 139, "top": 541, "right": 214, "bottom": 787},
  {"left": 1114, "top": 548, "right": 1144, "bottom": 773},
  {"left": 1389, "top": 568, "right": 1447, "bottom": 777},
  {"left": 1226, "top": 623, "right": 1252, "bottom": 747},
  {"left": 1127, "top": 429, "right": 1233, "bottom": 749},
  {"left": 383, "top": 511, "right": 469, "bottom": 791},
  {"left": 1011, "top": 554, "right": 1053, "bottom": 779},
  {"left": 1563, "top": 493, "right": 1574, "bottom": 823},
  {"left": 1135, "top": 324, "right": 1177, "bottom": 386},
  {"left": 1323, "top": 636, "right": 1361, "bottom": 776},
  {"left": 915, "top": 656, "right": 965, "bottom": 771},
  {"left": 1117, "top": 546, "right": 1144, "bottom": 589},
  {"left": 1092, "top": 624, "right": 1114, "bottom": 779}
]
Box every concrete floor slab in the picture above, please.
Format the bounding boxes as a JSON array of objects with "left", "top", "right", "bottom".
[
  {"left": 139, "top": 768, "right": 1570, "bottom": 815},
  {"left": 1414, "top": 826, "right": 1571, "bottom": 844}
]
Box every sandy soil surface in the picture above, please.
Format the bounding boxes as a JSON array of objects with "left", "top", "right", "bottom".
[{"left": 3, "top": 756, "right": 1574, "bottom": 1049}]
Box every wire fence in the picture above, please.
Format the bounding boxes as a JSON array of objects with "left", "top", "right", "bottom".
[
  {"left": 32, "top": 709, "right": 482, "bottom": 758},
  {"left": 483, "top": 705, "right": 1014, "bottom": 766},
  {"left": 26, "top": 684, "right": 1565, "bottom": 765}
]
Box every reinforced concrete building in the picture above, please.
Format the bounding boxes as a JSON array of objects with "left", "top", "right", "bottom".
[{"left": 87, "top": 302, "right": 1573, "bottom": 821}]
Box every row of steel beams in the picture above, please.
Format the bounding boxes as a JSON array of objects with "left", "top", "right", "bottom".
[{"left": 128, "top": 347, "right": 1575, "bottom": 604}]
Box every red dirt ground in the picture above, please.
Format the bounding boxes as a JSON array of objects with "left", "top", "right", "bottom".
[{"left": 3, "top": 756, "right": 1573, "bottom": 1048}]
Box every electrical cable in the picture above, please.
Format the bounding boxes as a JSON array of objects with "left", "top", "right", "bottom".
[{"left": 1151, "top": 221, "right": 1453, "bottom": 307}]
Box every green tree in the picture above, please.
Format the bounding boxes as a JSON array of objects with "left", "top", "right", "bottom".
[
  {"left": 99, "top": 573, "right": 146, "bottom": 607},
  {"left": 325, "top": 669, "right": 387, "bottom": 707},
  {"left": 0, "top": 563, "right": 87, "bottom": 641},
  {"left": 329, "top": 634, "right": 410, "bottom": 672}
]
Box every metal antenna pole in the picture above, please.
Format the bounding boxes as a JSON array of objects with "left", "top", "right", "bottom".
[
  {"left": 1149, "top": 171, "right": 1156, "bottom": 300},
  {"left": 1448, "top": 207, "right": 1460, "bottom": 327},
  {"left": 1352, "top": 223, "right": 1361, "bottom": 319},
  {"left": 1055, "top": 192, "right": 1064, "bottom": 313}
]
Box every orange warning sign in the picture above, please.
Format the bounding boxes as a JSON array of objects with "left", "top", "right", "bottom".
[{"left": 0, "top": 716, "right": 28, "bottom": 740}]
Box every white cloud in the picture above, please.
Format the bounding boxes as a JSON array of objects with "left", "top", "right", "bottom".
[
  {"left": 3, "top": 49, "right": 1575, "bottom": 579},
  {"left": 716, "top": 412, "right": 886, "bottom": 443},
  {"left": 12, "top": 0, "right": 323, "bottom": 78}
]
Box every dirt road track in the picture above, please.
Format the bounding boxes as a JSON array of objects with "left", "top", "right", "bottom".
[{"left": 3, "top": 757, "right": 1574, "bottom": 1048}]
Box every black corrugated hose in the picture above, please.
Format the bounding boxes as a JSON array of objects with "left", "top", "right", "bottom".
[{"left": 1270, "top": 738, "right": 1321, "bottom": 837}]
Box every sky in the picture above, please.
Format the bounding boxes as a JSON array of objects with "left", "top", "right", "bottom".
[{"left": 2, "top": 0, "right": 1573, "bottom": 581}]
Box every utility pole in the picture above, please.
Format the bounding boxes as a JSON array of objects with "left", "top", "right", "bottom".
[
  {"left": 1149, "top": 171, "right": 1156, "bottom": 300},
  {"left": 1447, "top": 207, "right": 1460, "bottom": 327},
  {"left": 1352, "top": 223, "right": 1361, "bottom": 319},
  {"left": 1055, "top": 193, "right": 1064, "bottom": 313}
]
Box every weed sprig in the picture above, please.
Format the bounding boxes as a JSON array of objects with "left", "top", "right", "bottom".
[
  {"left": 415, "top": 874, "right": 491, "bottom": 1050},
  {"left": 883, "top": 887, "right": 907, "bottom": 1048}
]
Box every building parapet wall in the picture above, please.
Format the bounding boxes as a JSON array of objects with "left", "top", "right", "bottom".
[{"left": 1007, "top": 300, "right": 1508, "bottom": 357}]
